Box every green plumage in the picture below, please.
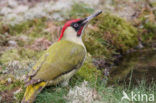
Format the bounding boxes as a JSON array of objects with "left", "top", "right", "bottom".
[
  {"left": 28, "top": 40, "right": 86, "bottom": 84},
  {"left": 21, "top": 10, "right": 101, "bottom": 103},
  {"left": 22, "top": 40, "right": 86, "bottom": 103}
]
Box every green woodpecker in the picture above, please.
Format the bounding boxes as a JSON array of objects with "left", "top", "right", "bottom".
[{"left": 21, "top": 11, "right": 102, "bottom": 103}]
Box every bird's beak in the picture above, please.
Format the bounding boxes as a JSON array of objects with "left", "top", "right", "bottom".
[
  {"left": 76, "top": 10, "right": 102, "bottom": 36},
  {"left": 82, "top": 10, "right": 102, "bottom": 25}
]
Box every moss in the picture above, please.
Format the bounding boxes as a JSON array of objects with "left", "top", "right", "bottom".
[
  {"left": 0, "top": 76, "right": 22, "bottom": 92},
  {"left": 14, "top": 85, "right": 25, "bottom": 103},
  {"left": 0, "top": 33, "right": 8, "bottom": 46},
  {"left": 0, "top": 18, "right": 53, "bottom": 41},
  {"left": 83, "top": 13, "right": 138, "bottom": 59},
  {"left": 68, "top": 2, "right": 94, "bottom": 19},
  {"left": 0, "top": 48, "right": 43, "bottom": 65},
  {"left": 0, "top": 75, "right": 24, "bottom": 103},
  {"left": 134, "top": 5, "right": 156, "bottom": 44},
  {"left": 8, "top": 18, "right": 46, "bottom": 35},
  {"left": 76, "top": 56, "right": 102, "bottom": 83},
  {"left": 83, "top": 34, "right": 113, "bottom": 59},
  {"left": 141, "top": 18, "right": 156, "bottom": 42}
]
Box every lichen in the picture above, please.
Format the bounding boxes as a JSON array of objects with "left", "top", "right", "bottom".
[{"left": 65, "top": 81, "right": 100, "bottom": 103}]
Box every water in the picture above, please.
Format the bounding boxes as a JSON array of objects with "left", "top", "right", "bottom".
[{"left": 108, "top": 49, "right": 156, "bottom": 85}]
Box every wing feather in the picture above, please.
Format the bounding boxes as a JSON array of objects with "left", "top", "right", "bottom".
[{"left": 27, "top": 40, "right": 86, "bottom": 83}]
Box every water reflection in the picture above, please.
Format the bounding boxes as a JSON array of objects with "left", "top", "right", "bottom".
[{"left": 108, "top": 49, "right": 156, "bottom": 85}]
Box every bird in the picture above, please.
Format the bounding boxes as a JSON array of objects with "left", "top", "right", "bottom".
[{"left": 21, "top": 10, "right": 102, "bottom": 103}]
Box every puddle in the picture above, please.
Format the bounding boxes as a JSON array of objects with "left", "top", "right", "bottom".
[{"left": 108, "top": 49, "right": 156, "bottom": 85}]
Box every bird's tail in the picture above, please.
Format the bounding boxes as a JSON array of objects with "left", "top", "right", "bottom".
[{"left": 21, "top": 82, "right": 46, "bottom": 103}]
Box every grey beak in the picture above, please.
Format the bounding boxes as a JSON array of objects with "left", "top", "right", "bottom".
[{"left": 82, "top": 10, "right": 102, "bottom": 24}]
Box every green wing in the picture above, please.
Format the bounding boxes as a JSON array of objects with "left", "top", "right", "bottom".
[{"left": 28, "top": 40, "right": 86, "bottom": 82}]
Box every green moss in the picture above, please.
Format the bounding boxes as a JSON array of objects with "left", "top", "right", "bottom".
[
  {"left": 14, "top": 85, "right": 25, "bottom": 103},
  {"left": 83, "top": 34, "right": 112, "bottom": 59},
  {"left": 141, "top": 18, "right": 156, "bottom": 42},
  {"left": 68, "top": 2, "right": 94, "bottom": 19},
  {"left": 0, "top": 78, "right": 22, "bottom": 92},
  {"left": 135, "top": 7, "right": 156, "bottom": 44},
  {"left": 76, "top": 56, "right": 102, "bottom": 83},
  {"left": 0, "top": 33, "right": 8, "bottom": 46},
  {"left": 8, "top": 18, "right": 46, "bottom": 35},
  {"left": 0, "top": 76, "right": 24, "bottom": 103},
  {"left": 83, "top": 13, "right": 138, "bottom": 59},
  {"left": 0, "top": 48, "right": 43, "bottom": 65},
  {"left": 0, "top": 18, "right": 53, "bottom": 41}
]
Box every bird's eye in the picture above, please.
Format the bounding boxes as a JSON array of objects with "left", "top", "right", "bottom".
[{"left": 73, "top": 23, "right": 79, "bottom": 28}]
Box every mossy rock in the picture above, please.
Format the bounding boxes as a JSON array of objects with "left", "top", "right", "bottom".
[
  {"left": 83, "top": 13, "right": 139, "bottom": 59},
  {"left": 75, "top": 56, "right": 102, "bottom": 83}
]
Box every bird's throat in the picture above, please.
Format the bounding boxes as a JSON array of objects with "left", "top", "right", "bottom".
[{"left": 62, "top": 27, "right": 85, "bottom": 47}]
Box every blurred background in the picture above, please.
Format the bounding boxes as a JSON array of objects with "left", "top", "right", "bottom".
[{"left": 0, "top": 0, "right": 156, "bottom": 103}]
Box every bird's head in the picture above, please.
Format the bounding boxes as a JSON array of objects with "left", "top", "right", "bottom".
[{"left": 58, "top": 11, "right": 102, "bottom": 41}]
